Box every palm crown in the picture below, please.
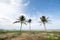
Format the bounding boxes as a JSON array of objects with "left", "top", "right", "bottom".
[
  {"left": 27, "top": 19, "right": 32, "bottom": 23},
  {"left": 40, "top": 16, "right": 48, "bottom": 24},
  {"left": 13, "top": 15, "right": 26, "bottom": 24}
]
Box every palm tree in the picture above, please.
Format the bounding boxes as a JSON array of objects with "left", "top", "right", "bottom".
[
  {"left": 13, "top": 15, "right": 26, "bottom": 33},
  {"left": 40, "top": 16, "right": 49, "bottom": 34},
  {"left": 27, "top": 19, "right": 32, "bottom": 31}
]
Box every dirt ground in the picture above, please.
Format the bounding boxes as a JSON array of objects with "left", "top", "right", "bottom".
[{"left": 0, "top": 32, "right": 60, "bottom": 40}]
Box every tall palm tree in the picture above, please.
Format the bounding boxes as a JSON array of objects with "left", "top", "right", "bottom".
[
  {"left": 27, "top": 19, "right": 32, "bottom": 31},
  {"left": 40, "top": 16, "right": 49, "bottom": 34},
  {"left": 13, "top": 15, "right": 26, "bottom": 33}
]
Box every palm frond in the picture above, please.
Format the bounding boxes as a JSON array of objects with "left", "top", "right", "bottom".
[
  {"left": 23, "top": 22, "right": 27, "bottom": 25},
  {"left": 25, "top": 20, "right": 28, "bottom": 22},
  {"left": 48, "top": 20, "right": 51, "bottom": 21},
  {"left": 38, "top": 21, "right": 41, "bottom": 23},
  {"left": 46, "top": 17, "right": 49, "bottom": 19},
  {"left": 13, "top": 21, "right": 20, "bottom": 24}
]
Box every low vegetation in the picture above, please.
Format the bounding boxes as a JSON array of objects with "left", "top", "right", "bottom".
[{"left": 0, "top": 30, "right": 60, "bottom": 40}]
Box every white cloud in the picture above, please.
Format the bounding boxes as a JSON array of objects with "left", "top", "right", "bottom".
[{"left": 0, "top": 0, "right": 30, "bottom": 30}]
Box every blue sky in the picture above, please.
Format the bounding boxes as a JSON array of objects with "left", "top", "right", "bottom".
[
  {"left": 24, "top": 0, "right": 60, "bottom": 18},
  {"left": 0, "top": 0, "right": 60, "bottom": 30}
]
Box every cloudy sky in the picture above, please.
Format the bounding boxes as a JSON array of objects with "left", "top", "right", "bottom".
[{"left": 0, "top": 0, "right": 60, "bottom": 30}]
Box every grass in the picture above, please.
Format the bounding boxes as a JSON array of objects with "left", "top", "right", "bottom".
[{"left": 0, "top": 30, "right": 60, "bottom": 40}]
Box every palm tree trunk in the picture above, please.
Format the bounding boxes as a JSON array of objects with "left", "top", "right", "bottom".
[
  {"left": 20, "top": 22, "right": 22, "bottom": 34},
  {"left": 43, "top": 23, "right": 48, "bottom": 35},
  {"left": 29, "top": 23, "right": 31, "bottom": 31}
]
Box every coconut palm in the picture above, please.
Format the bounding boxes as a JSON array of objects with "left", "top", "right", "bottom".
[
  {"left": 40, "top": 16, "right": 49, "bottom": 34},
  {"left": 27, "top": 19, "right": 32, "bottom": 31},
  {"left": 13, "top": 15, "right": 26, "bottom": 33}
]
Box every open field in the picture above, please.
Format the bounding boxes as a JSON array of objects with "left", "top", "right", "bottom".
[{"left": 0, "top": 30, "right": 60, "bottom": 40}]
